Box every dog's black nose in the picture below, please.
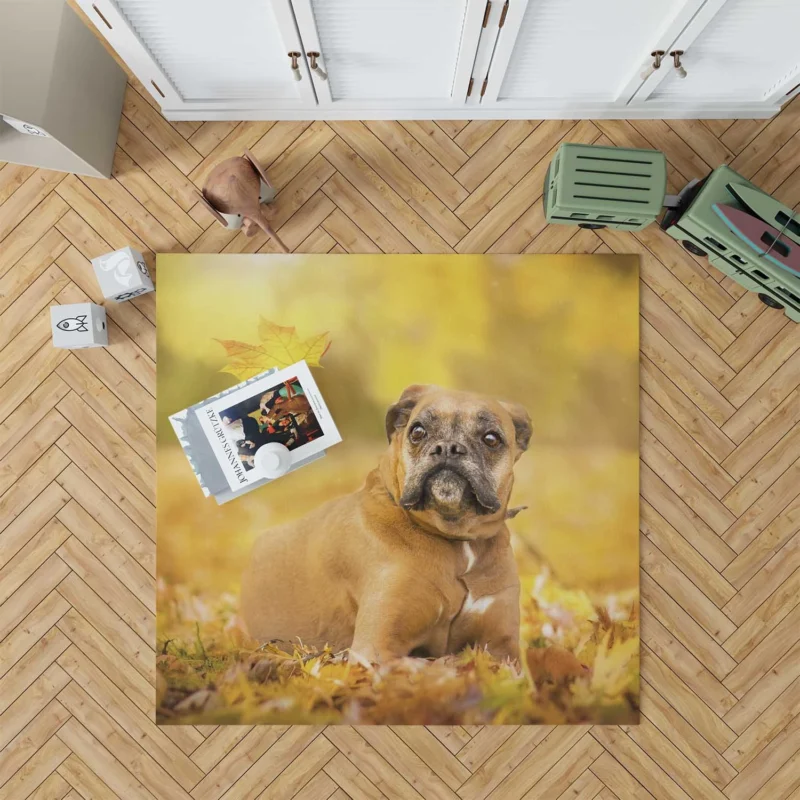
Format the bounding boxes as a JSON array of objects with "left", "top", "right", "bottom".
[{"left": 431, "top": 441, "right": 467, "bottom": 458}]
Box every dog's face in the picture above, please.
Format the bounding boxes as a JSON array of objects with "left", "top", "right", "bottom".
[{"left": 382, "top": 385, "right": 531, "bottom": 539}]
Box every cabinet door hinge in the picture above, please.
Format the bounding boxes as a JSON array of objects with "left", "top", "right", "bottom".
[
  {"left": 467, "top": 77, "right": 475, "bottom": 97},
  {"left": 482, "top": 0, "right": 492, "bottom": 27},
  {"left": 499, "top": 0, "right": 509, "bottom": 27}
]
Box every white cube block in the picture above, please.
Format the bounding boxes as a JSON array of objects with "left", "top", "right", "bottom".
[
  {"left": 91, "top": 246, "right": 154, "bottom": 302},
  {"left": 51, "top": 303, "right": 107, "bottom": 349}
]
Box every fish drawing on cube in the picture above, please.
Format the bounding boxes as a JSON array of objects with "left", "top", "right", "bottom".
[
  {"left": 51, "top": 302, "right": 108, "bottom": 349},
  {"left": 92, "top": 246, "right": 154, "bottom": 302}
]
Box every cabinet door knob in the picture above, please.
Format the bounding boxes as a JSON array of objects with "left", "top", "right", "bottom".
[
  {"left": 288, "top": 52, "right": 302, "bottom": 81},
  {"left": 670, "top": 50, "right": 687, "bottom": 79},
  {"left": 640, "top": 50, "right": 665, "bottom": 81},
  {"left": 307, "top": 52, "right": 328, "bottom": 81}
]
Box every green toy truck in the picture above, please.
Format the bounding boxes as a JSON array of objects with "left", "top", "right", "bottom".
[
  {"left": 660, "top": 165, "right": 800, "bottom": 322},
  {"left": 544, "top": 142, "right": 800, "bottom": 322}
]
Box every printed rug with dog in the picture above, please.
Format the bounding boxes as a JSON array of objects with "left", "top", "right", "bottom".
[{"left": 155, "top": 253, "right": 640, "bottom": 725}]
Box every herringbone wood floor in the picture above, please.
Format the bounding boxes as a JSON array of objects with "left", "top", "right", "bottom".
[{"left": 2, "top": 71, "right": 800, "bottom": 799}]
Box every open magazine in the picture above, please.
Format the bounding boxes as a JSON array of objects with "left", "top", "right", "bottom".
[{"left": 170, "top": 360, "right": 341, "bottom": 503}]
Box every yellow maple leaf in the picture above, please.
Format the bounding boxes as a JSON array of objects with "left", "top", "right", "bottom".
[{"left": 216, "top": 318, "right": 331, "bottom": 381}]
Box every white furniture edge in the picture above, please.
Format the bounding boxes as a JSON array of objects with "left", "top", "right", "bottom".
[
  {"left": 162, "top": 102, "right": 781, "bottom": 121},
  {"left": 74, "top": 0, "right": 796, "bottom": 122}
]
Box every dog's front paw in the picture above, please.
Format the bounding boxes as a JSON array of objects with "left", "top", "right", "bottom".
[{"left": 347, "top": 644, "right": 381, "bottom": 666}]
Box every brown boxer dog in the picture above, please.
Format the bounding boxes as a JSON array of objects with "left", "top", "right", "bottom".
[{"left": 240, "top": 384, "right": 531, "bottom": 662}]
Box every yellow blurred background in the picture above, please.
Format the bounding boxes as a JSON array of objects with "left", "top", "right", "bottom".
[{"left": 156, "top": 254, "right": 639, "bottom": 601}]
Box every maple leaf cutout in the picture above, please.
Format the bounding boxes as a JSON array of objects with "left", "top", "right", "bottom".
[{"left": 216, "top": 318, "right": 331, "bottom": 381}]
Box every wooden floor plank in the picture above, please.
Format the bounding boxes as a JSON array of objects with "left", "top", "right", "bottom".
[
  {"left": 591, "top": 726, "right": 694, "bottom": 800},
  {"left": 640, "top": 357, "right": 735, "bottom": 463},
  {"left": 364, "top": 120, "right": 469, "bottom": 211},
  {"left": 454, "top": 121, "right": 538, "bottom": 192},
  {"left": 57, "top": 648, "right": 203, "bottom": 791},
  {"left": 619, "top": 717, "right": 728, "bottom": 800},
  {"left": 264, "top": 122, "right": 335, "bottom": 191},
  {"left": 455, "top": 119, "right": 578, "bottom": 229},
  {"left": 0, "top": 443, "right": 69, "bottom": 533},
  {"left": 189, "top": 727, "right": 288, "bottom": 800},
  {"left": 55, "top": 464, "right": 155, "bottom": 573},
  {"left": 0, "top": 163, "right": 37, "bottom": 206},
  {"left": 723, "top": 540, "right": 800, "bottom": 628},
  {"left": 56, "top": 500, "right": 154, "bottom": 612},
  {"left": 57, "top": 752, "right": 124, "bottom": 799},
  {"left": 56, "top": 534, "right": 153, "bottom": 643},
  {"left": 56, "top": 572, "right": 154, "bottom": 681},
  {"left": 324, "top": 131, "right": 458, "bottom": 251},
  {"left": 111, "top": 148, "right": 202, "bottom": 249},
  {"left": 116, "top": 116, "right": 201, "bottom": 212},
  {"left": 641, "top": 613, "right": 737, "bottom": 722},
  {"left": 322, "top": 752, "right": 387, "bottom": 800},
  {"left": 0, "top": 228, "right": 68, "bottom": 317},
  {"left": 121, "top": 85, "right": 201, "bottom": 176},
  {"left": 0, "top": 627, "right": 70, "bottom": 716},
  {"left": 400, "top": 121, "right": 469, "bottom": 175},
  {"left": 639, "top": 679, "right": 737, "bottom": 790},
  {"left": 641, "top": 536, "right": 736, "bottom": 643},
  {"left": 0, "top": 170, "right": 66, "bottom": 243},
  {"left": 640, "top": 500, "right": 735, "bottom": 608},
  {"left": 0, "top": 589, "right": 69, "bottom": 683},
  {"left": 56, "top": 718, "right": 157, "bottom": 800},
  {"left": 0, "top": 680, "right": 69, "bottom": 760},
  {"left": 480, "top": 728, "right": 593, "bottom": 800}
]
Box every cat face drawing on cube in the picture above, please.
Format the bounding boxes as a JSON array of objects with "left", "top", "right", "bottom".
[
  {"left": 91, "top": 246, "right": 154, "bottom": 303},
  {"left": 99, "top": 249, "right": 145, "bottom": 287}
]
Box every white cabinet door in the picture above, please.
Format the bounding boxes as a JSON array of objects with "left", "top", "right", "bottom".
[
  {"left": 479, "top": 0, "right": 706, "bottom": 111},
  {"left": 76, "top": 0, "right": 316, "bottom": 113},
  {"left": 289, "top": 0, "right": 487, "bottom": 109},
  {"left": 634, "top": 0, "right": 800, "bottom": 108}
]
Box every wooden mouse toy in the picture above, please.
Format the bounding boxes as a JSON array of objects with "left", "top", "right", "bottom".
[{"left": 198, "top": 149, "right": 289, "bottom": 253}]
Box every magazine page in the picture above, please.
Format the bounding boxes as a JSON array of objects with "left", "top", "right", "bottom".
[
  {"left": 170, "top": 367, "right": 280, "bottom": 498},
  {"left": 213, "top": 450, "right": 326, "bottom": 505},
  {"left": 194, "top": 360, "right": 341, "bottom": 491}
]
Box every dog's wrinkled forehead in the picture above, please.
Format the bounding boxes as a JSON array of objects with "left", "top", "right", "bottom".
[
  {"left": 385, "top": 384, "right": 531, "bottom": 452},
  {"left": 410, "top": 398, "right": 504, "bottom": 436}
]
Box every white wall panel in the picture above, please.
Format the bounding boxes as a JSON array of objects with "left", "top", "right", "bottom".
[
  {"left": 498, "top": 0, "right": 689, "bottom": 101},
  {"left": 307, "top": 0, "right": 470, "bottom": 100},
  {"left": 651, "top": 0, "right": 800, "bottom": 101},
  {"left": 115, "top": 0, "right": 299, "bottom": 101}
]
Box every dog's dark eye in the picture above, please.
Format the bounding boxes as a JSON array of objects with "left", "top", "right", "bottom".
[
  {"left": 483, "top": 432, "right": 502, "bottom": 448},
  {"left": 409, "top": 424, "right": 426, "bottom": 443}
]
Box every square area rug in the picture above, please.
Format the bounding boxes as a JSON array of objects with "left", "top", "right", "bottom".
[{"left": 156, "top": 254, "right": 640, "bottom": 725}]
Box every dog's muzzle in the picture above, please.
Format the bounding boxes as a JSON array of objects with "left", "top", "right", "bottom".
[{"left": 399, "top": 446, "right": 501, "bottom": 516}]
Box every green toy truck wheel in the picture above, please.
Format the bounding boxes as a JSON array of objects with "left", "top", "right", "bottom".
[{"left": 759, "top": 293, "right": 784, "bottom": 309}]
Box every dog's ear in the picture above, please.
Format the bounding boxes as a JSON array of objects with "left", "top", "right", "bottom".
[
  {"left": 385, "top": 384, "right": 430, "bottom": 441},
  {"left": 500, "top": 401, "right": 532, "bottom": 453}
]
